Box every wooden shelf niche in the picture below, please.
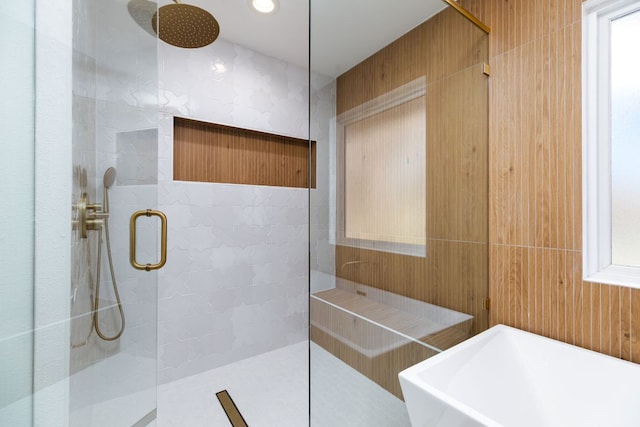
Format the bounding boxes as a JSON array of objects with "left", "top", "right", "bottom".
[{"left": 174, "top": 117, "right": 316, "bottom": 188}]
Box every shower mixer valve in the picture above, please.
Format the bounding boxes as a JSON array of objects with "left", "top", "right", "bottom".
[{"left": 72, "top": 193, "right": 109, "bottom": 238}]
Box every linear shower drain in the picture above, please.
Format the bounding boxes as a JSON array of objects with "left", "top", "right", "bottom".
[{"left": 216, "top": 390, "right": 249, "bottom": 427}]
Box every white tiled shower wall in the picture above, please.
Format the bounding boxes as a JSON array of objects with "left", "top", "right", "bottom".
[{"left": 157, "top": 39, "right": 312, "bottom": 383}]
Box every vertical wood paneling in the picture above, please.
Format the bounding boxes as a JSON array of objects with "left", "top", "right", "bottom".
[
  {"left": 332, "top": 0, "right": 640, "bottom": 371},
  {"left": 335, "top": 6, "right": 490, "bottom": 336},
  {"left": 536, "top": 32, "right": 551, "bottom": 248},
  {"left": 557, "top": 28, "right": 570, "bottom": 250},
  {"left": 520, "top": 43, "right": 534, "bottom": 246},
  {"left": 512, "top": 246, "right": 526, "bottom": 330},
  {"left": 601, "top": 283, "right": 612, "bottom": 354},
  {"left": 582, "top": 267, "right": 593, "bottom": 350},
  {"left": 173, "top": 117, "right": 314, "bottom": 188},
  {"left": 532, "top": 248, "right": 542, "bottom": 336},
  {"left": 569, "top": 22, "right": 582, "bottom": 251},
  {"left": 511, "top": 44, "right": 521, "bottom": 245},
  {"left": 337, "top": 7, "right": 487, "bottom": 115},
  {"left": 573, "top": 262, "right": 586, "bottom": 348},
  {"left": 590, "top": 282, "right": 602, "bottom": 352},
  {"left": 488, "top": 244, "right": 499, "bottom": 327},
  {"left": 488, "top": 51, "right": 505, "bottom": 245},
  {"left": 609, "top": 285, "right": 622, "bottom": 358},
  {"left": 485, "top": 0, "right": 640, "bottom": 365},
  {"left": 524, "top": 247, "right": 534, "bottom": 333},
  {"left": 566, "top": 251, "right": 581, "bottom": 345},
  {"left": 553, "top": 248, "right": 562, "bottom": 341},
  {"left": 427, "top": 67, "right": 488, "bottom": 243},
  {"left": 631, "top": 289, "right": 640, "bottom": 363},
  {"left": 542, "top": 249, "right": 552, "bottom": 338},
  {"left": 548, "top": 29, "right": 562, "bottom": 250},
  {"left": 505, "top": 46, "right": 518, "bottom": 245},
  {"left": 621, "top": 287, "right": 632, "bottom": 360}
]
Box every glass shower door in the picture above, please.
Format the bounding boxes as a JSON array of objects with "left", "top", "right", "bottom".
[
  {"left": 1, "top": 0, "right": 161, "bottom": 425},
  {"left": 0, "top": 2, "right": 36, "bottom": 425},
  {"left": 69, "top": 0, "right": 160, "bottom": 425}
]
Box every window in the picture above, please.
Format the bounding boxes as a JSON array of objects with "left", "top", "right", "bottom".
[
  {"left": 337, "top": 78, "right": 426, "bottom": 256},
  {"left": 583, "top": 0, "right": 640, "bottom": 287},
  {"left": 610, "top": 9, "right": 640, "bottom": 268}
]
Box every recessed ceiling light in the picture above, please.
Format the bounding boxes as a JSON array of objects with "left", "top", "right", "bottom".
[{"left": 251, "top": 0, "right": 279, "bottom": 14}]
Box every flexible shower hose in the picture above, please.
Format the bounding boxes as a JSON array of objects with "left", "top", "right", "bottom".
[{"left": 94, "top": 217, "right": 126, "bottom": 341}]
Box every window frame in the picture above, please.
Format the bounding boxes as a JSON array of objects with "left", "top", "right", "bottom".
[{"left": 582, "top": 0, "right": 640, "bottom": 288}]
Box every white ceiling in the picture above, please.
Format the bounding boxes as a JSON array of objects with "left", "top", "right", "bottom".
[{"left": 175, "top": 0, "right": 447, "bottom": 78}]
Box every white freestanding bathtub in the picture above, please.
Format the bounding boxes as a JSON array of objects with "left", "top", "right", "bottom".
[{"left": 399, "top": 324, "right": 640, "bottom": 427}]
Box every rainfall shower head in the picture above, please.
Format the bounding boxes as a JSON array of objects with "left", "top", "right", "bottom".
[
  {"left": 152, "top": 0, "right": 220, "bottom": 49},
  {"left": 103, "top": 167, "right": 117, "bottom": 214}
]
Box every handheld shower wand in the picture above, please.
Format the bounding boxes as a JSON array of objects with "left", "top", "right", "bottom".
[
  {"left": 102, "top": 167, "right": 116, "bottom": 214},
  {"left": 93, "top": 167, "right": 126, "bottom": 341}
]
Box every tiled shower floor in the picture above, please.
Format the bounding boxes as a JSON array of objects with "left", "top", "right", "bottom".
[
  {"left": 157, "top": 342, "right": 308, "bottom": 426},
  {"left": 310, "top": 342, "right": 411, "bottom": 426},
  {"left": 69, "top": 352, "right": 156, "bottom": 427},
  {"left": 1, "top": 341, "right": 409, "bottom": 426},
  {"left": 157, "top": 341, "right": 411, "bottom": 426}
]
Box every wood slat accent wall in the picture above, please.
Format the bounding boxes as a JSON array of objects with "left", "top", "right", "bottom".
[
  {"left": 334, "top": 7, "right": 490, "bottom": 336},
  {"left": 460, "top": 0, "right": 640, "bottom": 362},
  {"left": 174, "top": 117, "right": 315, "bottom": 188}
]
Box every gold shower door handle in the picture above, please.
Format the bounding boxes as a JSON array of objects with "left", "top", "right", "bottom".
[{"left": 130, "top": 209, "right": 168, "bottom": 271}]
